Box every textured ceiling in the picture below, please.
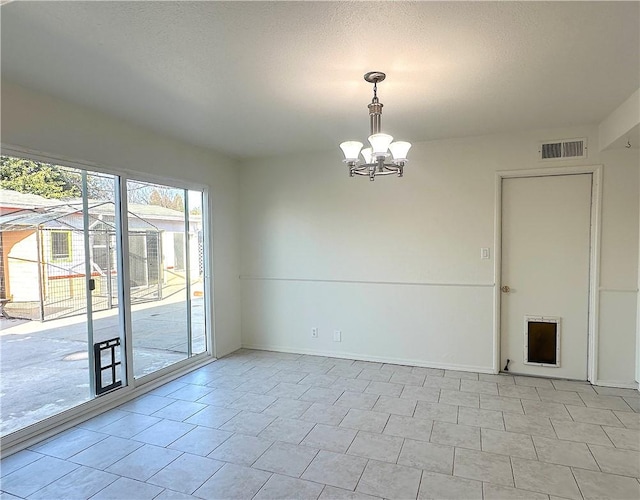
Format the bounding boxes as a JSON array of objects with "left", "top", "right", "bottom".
[{"left": 2, "top": 1, "right": 639, "bottom": 159}]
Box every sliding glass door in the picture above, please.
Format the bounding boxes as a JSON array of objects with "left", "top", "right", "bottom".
[
  {"left": 126, "top": 180, "right": 207, "bottom": 379},
  {"left": 0, "top": 154, "right": 209, "bottom": 437}
]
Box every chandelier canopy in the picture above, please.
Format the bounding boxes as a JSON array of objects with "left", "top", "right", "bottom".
[{"left": 340, "top": 72, "right": 411, "bottom": 181}]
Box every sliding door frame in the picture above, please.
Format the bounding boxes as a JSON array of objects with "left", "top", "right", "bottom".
[
  {"left": 0, "top": 144, "right": 215, "bottom": 456},
  {"left": 124, "top": 176, "right": 209, "bottom": 379}
]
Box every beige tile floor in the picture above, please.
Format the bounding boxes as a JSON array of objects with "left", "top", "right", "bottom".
[{"left": 1, "top": 349, "right": 639, "bottom": 499}]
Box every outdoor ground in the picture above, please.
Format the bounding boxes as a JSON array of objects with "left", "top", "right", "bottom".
[{"left": 0, "top": 294, "right": 205, "bottom": 436}]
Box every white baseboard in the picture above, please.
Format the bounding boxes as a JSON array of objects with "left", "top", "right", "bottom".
[
  {"left": 241, "top": 343, "right": 494, "bottom": 374},
  {"left": 592, "top": 379, "right": 639, "bottom": 390}
]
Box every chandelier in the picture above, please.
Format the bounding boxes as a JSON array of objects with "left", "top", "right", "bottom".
[{"left": 340, "top": 72, "right": 411, "bottom": 181}]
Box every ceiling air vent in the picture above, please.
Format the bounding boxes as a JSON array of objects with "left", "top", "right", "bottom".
[{"left": 539, "top": 138, "right": 587, "bottom": 161}]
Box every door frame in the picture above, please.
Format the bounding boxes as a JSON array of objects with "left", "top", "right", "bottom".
[{"left": 493, "top": 165, "right": 602, "bottom": 383}]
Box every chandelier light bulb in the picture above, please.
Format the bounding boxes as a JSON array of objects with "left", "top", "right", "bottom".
[
  {"left": 368, "top": 133, "right": 394, "bottom": 157},
  {"left": 361, "top": 147, "right": 373, "bottom": 164},
  {"left": 340, "top": 141, "right": 363, "bottom": 162},
  {"left": 389, "top": 141, "right": 412, "bottom": 162}
]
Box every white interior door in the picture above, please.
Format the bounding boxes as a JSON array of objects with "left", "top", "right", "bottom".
[{"left": 501, "top": 174, "right": 592, "bottom": 380}]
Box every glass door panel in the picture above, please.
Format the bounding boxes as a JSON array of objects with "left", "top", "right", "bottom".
[
  {"left": 0, "top": 156, "right": 124, "bottom": 435},
  {"left": 85, "top": 171, "right": 124, "bottom": 395},
  {"left": 126, "top": 180, "right": 189, "bottom": 378}
]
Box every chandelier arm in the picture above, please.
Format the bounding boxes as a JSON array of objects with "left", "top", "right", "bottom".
[
  {"left": 349, "top": 162, "right": 404, "bottom": 170},
  {"left": 350, "top": 167, "right": 371, "bottom": 176},
  {"left": 352, "top": 164, "right": 403, "bottom": 179},
  {"left": 382, "top": 163, "right": 398, "bottom": 172},
  {"left": 372, "top": 169, "right": 399, "bottom": 176}
]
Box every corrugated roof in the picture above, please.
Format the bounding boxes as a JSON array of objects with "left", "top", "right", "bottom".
[
  {"left": 0, "top": 198, "right": 160, "bottom": 232},
  {"left": 0, "top": 189, "right": 69, "bottom": 209},
  {"left": 0, "top": 207, "right": 161, "bottom": 232},
  {"left": 0, "top": 189, "right": 200, "bottom": 224}
]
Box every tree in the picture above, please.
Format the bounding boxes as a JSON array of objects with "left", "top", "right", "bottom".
[
  {"left": 0, "top": 156, "right": 118, "bottom": 201},
  {"left": 85, "top": 175, "right": 116, "bottom": 201},
  {"left": 147, "top": 188, "right": 185, "bottom": 212},
  {"left": 1, "top": 156, "right": 81, "bottom": 199}
]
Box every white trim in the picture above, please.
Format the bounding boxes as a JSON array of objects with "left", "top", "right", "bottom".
[
  {"left": 589, "top": 167, "right": 603, "bottom": 384},
  {"left": 241, "top": 344, "right": 494, "bottom": 374},
  {"left": 496, "top": 165, "right": 602, "bottom": 179},
  {"left": 203, "top": 189, "right": 217, "bottom": 359},
  {"left": 594, "top": 380, "right": 639, "bottom": 390},
  {"left": 493, "top": 174, "right": 503, "bottom": 374},
  {"left": 494, "top": 165, "right": 603, "bottom": 383},
  {"left": 598, "top": 288, "right": 639, "bottom": 293},
  {"left": 239, "top": 276, "right": 494, "bottom": 288}
]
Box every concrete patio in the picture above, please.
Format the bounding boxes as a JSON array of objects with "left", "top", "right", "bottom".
[{"left": 0, "top": 294, "right": 205, "bottom": 436}]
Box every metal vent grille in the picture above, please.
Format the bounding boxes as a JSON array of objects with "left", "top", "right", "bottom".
[
  {"left": 541, "top": 142, "right": 562, "bottom": 159},
  {"left": 539, "top": 138, "right": 587, "bottom": 161},
  {"left": 563, "top": 140, "right": 584, "bottom": 157}
]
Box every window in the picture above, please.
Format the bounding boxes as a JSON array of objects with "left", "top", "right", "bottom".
[{"left": 51, "top": 231, "right": 72, "bottom": 261}]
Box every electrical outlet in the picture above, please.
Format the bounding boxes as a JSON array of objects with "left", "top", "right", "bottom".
[
  {"left": 333, "top": 330, "right": 341, "bottom": 342},
  {"left": 311, "top": 327, "right": 318, "bottom": 338}
]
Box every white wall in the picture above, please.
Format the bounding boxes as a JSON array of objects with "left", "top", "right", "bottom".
[
  {"left": 599, "top": 88, "right": 640, "bottom": 151},
  {"left": 4, "top": 81, "right": 636, "bottom": 384},
  {"left": 240, "top": 126, "right": 639, "bottom": 384},
  {"left": 598, "top": 148, "right": 640, "bottom": 385},
  {"left": 1, "top": 82, "right": 242, "bottom": 357},
  {"left": 7, "top": 233, "right": 38, "bottom": 301}
]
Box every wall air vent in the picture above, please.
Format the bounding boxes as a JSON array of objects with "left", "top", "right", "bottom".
[{"left": 539, "top": 138, "right": 587, "bottom": 161}]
